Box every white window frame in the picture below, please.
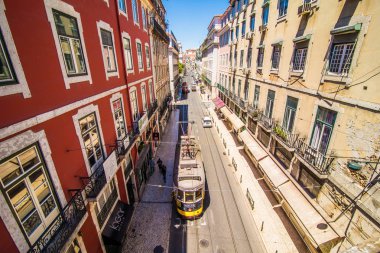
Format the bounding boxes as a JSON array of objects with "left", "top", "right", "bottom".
[
  {"left": 0, "top": 1, "right": 31, "bottom": 98},
  {"left": 132, "top": 0, "right": 139, "bottom": 26},
  {"left": 73, "top": 104, "right": 106, "bottom": 175},
  {"left": 121, "top": 32, "right": 134, "bottom": 74},
  {"left": 141, "top": 83, "right": 147, "bottom": 112},
  {"left": 129, "top": 86, "right": 139, "bottom": 121},
  {"left": 97, "top": 20, "right": 119, "bottom": 80},
  {"left": 0, "top": 130, "right": 66, "bottom": 252},
  {"left": 110, "top": 92, "right": 128, "bottom": 140},
  {"left": 148, "top": 79, "right": 154, "bottom": 103},
  {"left": 141, "top": 6, "right": 147, "bottom": 31},
  {"left": 44, "top": 0, "right": 92, "bottom": 89},
  {"left": 292, "top": 47, "right": 308, "bottom": 72},
  {"left": 118, "top": 0, "right": 128, "bottom": 19},
  {"left": 145, "top": 43, "right": 151, "bottom": 70},
  {"left": 136, "top": 39, "right": 144, "bottom": 71}
]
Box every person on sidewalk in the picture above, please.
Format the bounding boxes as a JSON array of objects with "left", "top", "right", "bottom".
[
  {"left": 161, "top": 165, "right": 167, "bottom": 183},
  {"left": 157, "top": 157, "right": 162, "bottom": 168},
  {"left": 149, "top": 158, "right": 155, "bottom": 175}
]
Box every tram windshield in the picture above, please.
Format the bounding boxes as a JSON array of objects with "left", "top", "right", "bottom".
[
  {"left": 195, "top": 188, "right": 202, "bottom": 201},
  {"left": 185, "top": 191, "right": 194, "bottom": 203},
  {"left": 177, "top": 189, "right": 184, "bottom": 201}
]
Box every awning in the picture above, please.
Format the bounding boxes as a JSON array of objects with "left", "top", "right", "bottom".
[
  {"left": 278, "top": 182, "right": 340, "bottom": 249},
  {"left": 227, "top": 113, "right": 245, "bottom": 132},
  {"left": 212, "top": 97, "right": 225, "bottom": 109},
  {"left": 220, "top": 106, "right": 232, "bottom": 118},
  {"left": 258, "top": 157, "right": 289, "bottom": 188},
  {"left": 240, "top": 131, "right": 267, "bottom": 162},
  {"left": 102, "top": 201, "right": 134, "bottom": 245}
]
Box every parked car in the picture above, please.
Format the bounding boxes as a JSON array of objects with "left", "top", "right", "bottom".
[
  {"left": 191, "top": 84, "right": 197, "bottom": 91},
  {"left": 202, "top": 116, "right": 212, "bottom": 128}
]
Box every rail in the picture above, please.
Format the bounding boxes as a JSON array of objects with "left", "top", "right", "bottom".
[{"left": 272, "top": 123, "right": 299, "bottom": 148}]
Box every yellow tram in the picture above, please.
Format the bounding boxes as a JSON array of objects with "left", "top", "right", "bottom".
[{"left": 174, "top": 135, "right": 205, "bottom": 219}]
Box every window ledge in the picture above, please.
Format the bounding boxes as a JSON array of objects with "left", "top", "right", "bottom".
[
  {"left": 323, "top": 74, "right": 350, "bottom": 84},
  {"left": 276, "top": 15, "right": 287, "bottom": 24},
  {"left": 119, "top": 10, "right": 128, "bottom": 20},
  {"left": 127, "top": 69, "right": 134, "bottom": 75},
  {"left": 270, "top": 69, "right": 279, "bottom": 75},
  {"left": 289, "top": 70, "right": 304, "bottom": 78}
]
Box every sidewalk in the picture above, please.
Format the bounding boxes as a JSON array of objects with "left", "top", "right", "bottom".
[
  {"left": 122, "top": 110, "right": 179, "bottom": 253},
  {"left": 207, "top": 105, "right": 299, "bottom": 253}
]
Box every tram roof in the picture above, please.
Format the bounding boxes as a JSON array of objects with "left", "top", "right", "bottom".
[{"left": 178, "top": 160, "right": 205, "bottom": 189}]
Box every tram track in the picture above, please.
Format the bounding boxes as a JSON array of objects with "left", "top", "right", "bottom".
[{"left": 189, "top": 87, "right": 252, "bottom": 253}]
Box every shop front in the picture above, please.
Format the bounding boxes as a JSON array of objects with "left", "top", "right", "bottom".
[
  {"left": 101, "top": 201, "right": 134, "bottom": 253},
  {"left": 257, "top": 126, "right": 271, "bottom": 148},
  {"left": 247, "top": 116, "right": 258, "bottom": 135},
  {"left": 135, "top": 143, "right": 153, "bottom": 196}
]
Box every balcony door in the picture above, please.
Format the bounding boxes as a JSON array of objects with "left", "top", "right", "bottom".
[
  {"left": 282, "top": 96, "right": 298, "bottom": 132},
  {"left": 310, "top": 107, "right": 337, "bottom": 154},
  {"left": 265, "top": 90, "right": 275, "bottom": 118}
]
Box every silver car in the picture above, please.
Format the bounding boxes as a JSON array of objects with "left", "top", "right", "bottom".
[{"left": 202, "top": 116, "right": 213, "bottom": 128}]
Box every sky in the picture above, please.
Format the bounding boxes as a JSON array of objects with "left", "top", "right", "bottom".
[{"left": 164, "top": 0, "right": 228, "bottom": 51}]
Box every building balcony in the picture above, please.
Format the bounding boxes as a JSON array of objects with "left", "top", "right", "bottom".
[
  {"left": 272, "top": 123, "right": 299, "bottom": 151},
  {"left": 298, "top": 1, "right": 312, "bottom": 15},
  {"left": 258, "top": 113, "right": 273, "bottom": 131},
  {"left": 294, "top": 139, "right": 334, "bottom": 177},
  {"left": 96, "top": 186, "right": 118, "bottom": 228},
  {"left": 81, "top": 164, "right": 107, "bottom": 200},
  {"left": 247, "top": 104, "right": 260, "bottom": 120},
  {"left": 28, "top": 191, "right": 87, "bottom": 253},
  {"left": 239, "top": 98, "right": 248, "bottom": 110},
  {"left": 152, "top": 18, "right": 169, "bottom": 43}
]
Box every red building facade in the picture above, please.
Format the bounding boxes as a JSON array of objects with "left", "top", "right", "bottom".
[{"left": 0, "top": 0, "right": 164, "bottom": 252}]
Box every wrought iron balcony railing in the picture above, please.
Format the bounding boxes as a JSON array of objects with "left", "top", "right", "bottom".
[
  {"left": 81, "top": 164, "right": 106, "bottom": 199},
  {"left": 152, "top": 19, "right": 169, "bottom": 43},
  {"left": 259, "top": 113, "right": 273, "bottom": 130},
  {"left": 294, "top": 139, "right": 334, "bottom": 175},
  {"left": 298, "top": 1, "right": 312, "bottom": 15},
  {"left": 148, "top": 99, "right": 158, "bottom": 119},
  {"left": 272, "top": 123, "right": 299, "bottom": 149},
  {"left": 28, "top": 191, "right": 86, "bottom": 253},
  {"left": 97, "top": 187, "right": 118, "bottom": 228}
]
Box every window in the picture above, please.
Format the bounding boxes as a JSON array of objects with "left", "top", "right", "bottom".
[
  {"left": 237, "top": 0, "right": 241, "bottom": 12},
  {"left": 240, "top": 50, "right": 244, "bottom": 67},
  {"left": 79, "top": 113, "right": 104, "bottom": 168},
  {"left": 145, "top": 45, "right": 151, "bottom": 69},
  {"left": 230, "top": 29, "right": 234, "bottom": 42},
  {"left": 65, "top": 238, "right": 83, "bottom": 253},
  {"left": 253, "top": 85, "right": 260, "bottom": 109},
  {"left": 123, "top": 37, "right": 133, "bottom": 71},
  {"left": 142, "top": 7, "right": 147, "bottom": 30},
  {"left": 118, "top": 0, "right": 126, "bottom": 13},
  {"left": 262, "top": 6, "right": 269, "bottom": 26},
  {"left": 101, "top": 29, "right": 117, "bottom": 73},
  {"left": 0, "top": 30, "right": 17, "bottom": 85},
  {"left": 278, "top": 0, "right": 288, "bottom": 17},
  {"left": 136, "top": 42, "right": 144, "bottom": 70},
  {"left": 265, "top": 90, "right": 275, "bottom": 118},
  {"left": 130, "top": 89, "right": 139, "bottom": 121},
  {"left": 141, "top": 85, "right": 147, "bottom": 112},
  {"left": 247, "top": 48, "right": 252, "bottom": 68},
  {"left": 234, "top": 50, "right": 237, "bottom": 67},
  {"left": 244, "top": 80, "right": 249, "bottom": 100},
  {"left": 241, "top": 21, "right": 246, "bottom": 37},
  {"left": 293, "top": 47, "right": 308, "bottom": 71},
  {"left": 53, "top": 10, "right": 87, "bottom": 76},
  {"left": 250, "top": 15, "right": 255, "bottom": 31},
  {"left": 132, "top": 0, "right": 139, "bottom": 24},
  {"left": 283, "top": 96, "right": 298, "bottom": 132},
  {"left": 112, "top": 99, "right": 126, "bottom": 139},
  {"left": 235, "top": 26, "right": 239, "bottom": 40},
  {"left": 238, "top": 79, "right": 242, "bottom": 96},
  {"left": 149, "top": 80, "right": 154, "bottom": 103},
  {"left": 310, "top": 107, "right": 337, "bottom": 155},
  {"left": 257, "top": 47, "right": 264, "bottom": 68},
  {"left": 271, "top": 45, "right": 281, "bottom": 70},
  {"left": 0, "top": 145, "right": 59, "bottom": 243},
  {"left": 328, "top": 43, "right": 355, "bottom": 75}
]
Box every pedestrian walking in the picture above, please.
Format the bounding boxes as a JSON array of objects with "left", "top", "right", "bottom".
[
  {"left": 149, "top": 158, "right": 155, "bottom": 175},
  {"left": 157, "top": 157, "right": 162, "bottom": 167},
  {"left": 161, "top": 165, "right": 167, "bottom": 183}
]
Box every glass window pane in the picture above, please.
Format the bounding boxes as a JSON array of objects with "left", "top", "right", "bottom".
[
  {"left": 53, "top": 11, "right": 80, "bottom": 38},
  {"left": 72, "top": 39, "right": 86, "bottom": 74},
  {"left": 29, "top": 169, "right": 56, "bottom": 217},
  {"left": 196, "top": 189, "right": 202, "bottom": 200},
  {"left": 19, "top": 147, "right": 40, "bottom": 172},
  {"left": 60, "top": 37, "right": 75, "bottom": 74},
  {"left": 8, "top": 181, "right": 42, "bottom": 236},
  {"left": 0, "top": 31, "right": 15, "bottom": 83},
  {"left": 0, "top": 157, "right": 22, "bottom": 186},
  {"left": 185, "top": 191, "right": 194, "bottom": 202}
]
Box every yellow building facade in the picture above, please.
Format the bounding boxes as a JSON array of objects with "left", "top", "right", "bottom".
[{"left": 213, "top": 0, "right": 380, "bottom": 252}]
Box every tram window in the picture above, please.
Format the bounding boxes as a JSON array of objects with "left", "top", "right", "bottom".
[
  {"left": 177, "top": 189, "right": 184, "bottom": 201},
  {"left": 196, "top": 189, "right": 202, "bottom": 200},
  {"left": 185, "top": 191, "right": 194, "bottom": 202}
]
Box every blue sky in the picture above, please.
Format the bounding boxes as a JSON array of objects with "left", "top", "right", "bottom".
[{"left": 164, "top": 0, "right": 228, "bottom": 51}]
